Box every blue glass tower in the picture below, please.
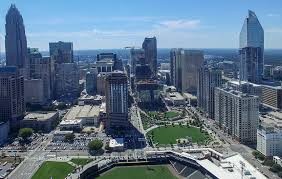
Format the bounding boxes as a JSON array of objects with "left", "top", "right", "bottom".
[{"left": 239, "top": 10, "right": 264, "bottom": 83}]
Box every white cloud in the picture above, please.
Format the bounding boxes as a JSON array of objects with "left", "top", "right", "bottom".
[
  {"left": 267, "top": 13, "right": 280, "bottom": 17},
  {"left": 158, "top": 19, "right": 201, "bottom": 29}
]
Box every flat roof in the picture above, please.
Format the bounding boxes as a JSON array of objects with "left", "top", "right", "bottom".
[
  {"left": 197, "top": 154, "right": 266, "bottom": 179},
  {"left": 54, "top": 130, "right": 73, "bottom": 135},
  {"left": 183, "top": 92, "right": 197, "bottom": 99},
  {"left": 109, "top": 138, "right": 124, "bottom": 148},
  {"left": 60, "top": 119, "right": 82, "bottom": 125},
  {"left": 63, "top": 105, "right": 100, "bottom": 120},
  {"left": 168, "top": 92, "right": 185, "bottom": 100},
  {"left": 24, "top": 112, "right": 58, "bottom": 121}
]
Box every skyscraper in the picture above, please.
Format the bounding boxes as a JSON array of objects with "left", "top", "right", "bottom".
[
  {"left": 198, "top": 66, "right": 222, "bottom": 119},
  {"left": 5, "top": 4, "right": 28, "bottom": 75},
  {"left": 105, "top": 71, "right": 129, "bottom": 132},
  {"left": 239, "top": 10, "right": 264, "bottom": 83},
  {"left": 142, "top": 37, "right": 157, "bottom": 77},
  {"left": 130, "top": 48, "right": 145, "bottom": 75},
  {"left": 0, "top": 67, "right": 25, "bottom": 127},
  {"left": 86, "top": 69, "right": 98, "bottom": 95},
  {"left": 170, "top": 49, "right": 204, "bottom": 94},
  {"left": 214, "top": 87, "right": 259, "bottom": 144},
  {"left": 49, "top": 41, "right": 73, "bottom": 64}
]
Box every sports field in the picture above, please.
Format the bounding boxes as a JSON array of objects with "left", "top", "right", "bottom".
[
  {"left": 32, "top": 161, "right": 74, "bottom": 179},
  {"left": 148, "top": 125, "right": 210, "bottom": 144},
  {"left": 96, "top": 165, "right": 178, "bottom": 179}
]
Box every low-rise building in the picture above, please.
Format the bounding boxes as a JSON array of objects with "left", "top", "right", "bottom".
[
  {"left": 109, "top": 138, "right": 124, "bottom": 151},
  {"left": 78, "top": 95, "right": 103, "bottom": 105},
  {"left": 53, "top": 130, "right": 73, "bottom": 142},
  {"left": 261, "top": 85, "right": 282, "bottom": 110},
  {"left": 21, "top": 111, "right": 59, "bottom": 132},
  {"left": 166, "top": 92, "right": 185, "bottom": 106},
  {"left": 59, "top": 119, "right": 83, "bottom": 131}
]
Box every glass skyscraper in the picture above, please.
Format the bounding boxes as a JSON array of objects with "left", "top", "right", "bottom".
[
  {"left": 5, "top": 4, "right": 28, "bottom": 71},
  {"left": 239, "top": 10, "right": 264, "bottom": 83}
]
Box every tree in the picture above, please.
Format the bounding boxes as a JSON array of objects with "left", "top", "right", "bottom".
[
  {"left": 64, "top": 133, "right": 75, "bottom": 143},
  {"left": 88, "top": 139, "right": 103, "bottom": 151},
  {"left": 278, "top": 171, "right": 282, "bottom": 178},
  {"left": 270, "top": 164, "right": 282, "bottom": 173},
  {"left": 18, "top": 128, "right": 33, "bottom": 140}
]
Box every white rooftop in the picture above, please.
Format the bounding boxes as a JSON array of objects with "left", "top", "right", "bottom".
[
  {"left": 24, "top": 112, "right": 58, "bottom": 121},
  {"left": 64, "top": 105, "right": 100, "bottom": 120},
  {"left": 109, "top": 138, "right": 124, "bottom": 148}
]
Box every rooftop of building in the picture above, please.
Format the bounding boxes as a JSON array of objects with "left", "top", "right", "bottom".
[
  {"left": 109, "top": 138, "right": 124, "bottom": 148},
  {"left": 24, "top": 111, "right": 58, "bottom": 121},
  {"left": 217, "top": 87, "right": 258, "bottom": 98},
  {"left": 79, "top": 94, "right": 103, "bottom": 101},
  {"left": 183, "top": 92, "right": 197, "bottom": 100},
  {"left": 63, "top": 105, "right": 100, "bottom": 120},
  {"left": 60, "top": 119, "right": 82, "bottom": 125},
  {"left": 168, "top": 92, "right": 185, "bottom": 101}
]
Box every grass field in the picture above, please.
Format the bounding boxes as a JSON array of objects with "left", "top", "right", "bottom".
[
  {"left": 70, "top": 158, "right": 93, "bottom": 166},
  {"left": 164, "top": 111, "right": 180, "bottom": 119},
  {"left": 32, "top": 161, "right": 74, "bottom": 179},
  {"left": 148, "top": 125, "right": 209, "bottom": 144},
  {"left": 96, "top": 165, "right": 178, "bottom": 179}
]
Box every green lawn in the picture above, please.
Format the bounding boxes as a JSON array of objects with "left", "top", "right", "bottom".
[
  {"left": 164, "top": 111, "right": 180, "bottom": 119},
  {"left": 70, "top": 158, "right": 93, "bottom": 166},
  {"left": 32, "top": 161, "right": 75, "bottom": 179},
  {"left": 96, "top": 165, "right": 177, "bottom": 179},
  {"left": 148, "top": 125, "right": 209, "bottom": 144}
]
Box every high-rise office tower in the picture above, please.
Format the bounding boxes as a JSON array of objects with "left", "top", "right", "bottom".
[
  {"left": 239, "top": 10, "right": 264, "bottom": 83},
  {"left": 0, "top": 67, "right": 25, "bottom": 127},
  {"left": 105, "top": 71, "right": 129, "bottom": 132},
  {"left": 214, "top": 87, "right": 259, "bottom": 144},
  {"left": 86, "top": 69, "right": 98, "bottom": 95},
  {"left": 142, "top": 37, "right": 157, "bottom": 77},
  {"left": 28, "top": 48, "right": 53, "bottom": 102},
  {"left": 97, "top": 53, "right": 123, "bottom": 71},
  {"left": 170, "top": 49, "right": 204, "bottom": 94},
  {"left": 5, "top": 4, "right": 28, "bottom": 76},
  {"left": 49, "top": 41, "right": 73, "bottom": 64},
  {"left": 198, "top": 66, "right": 222, "bottom": 119},
  {"left": 130, "top": 48, "right": 145, "bottom": 75},
  {"left": 55, "top": 63, "right": 79, "bottom": 99}
]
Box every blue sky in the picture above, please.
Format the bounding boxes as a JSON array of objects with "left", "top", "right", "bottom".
[{"left": 0, "top": 0, "right": 282, "bottom": 50}]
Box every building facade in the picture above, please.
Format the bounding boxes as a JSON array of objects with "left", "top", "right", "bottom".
[
  {"left": 142, "top": 37, "right": 157, "bottom": 77},
  {"left": 5, "top": 4, "right": 28, "bottom": 77},
  {"left": 239, "top": 10, "right": 264, "bottom": 83},
  {"left": 198, "top": 67, "right": 222, "bottom": 119},
  {"left": 105, "top": 71, "right": 129, "bottom": 132},
  {"left": 261, "top": 85, "right": 282, "bottom": 110},
  {"left": 170, "top": 49, "right": 204, "bottom": 94},
  {"left": 214, "top": 87, "right": 259, "bottom": 144},
  {"left": 54, "top": 63, "right": 79, "bottom": 100},
  {"left": 257, "top": 124, "right": 282, "bottom": 157},
  {"left": 0, "top": 67, "right": 25, "bottom": 128},
  {"left": 86, "top": 70, "right": 97, "bottom": 95},
  {"left": 49, "top": 41, "right": 73, "bottom": 64}
]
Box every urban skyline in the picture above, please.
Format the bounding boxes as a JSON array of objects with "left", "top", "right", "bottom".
[{"left": 0, "top": 0, "right": 282, "bottom": 50}]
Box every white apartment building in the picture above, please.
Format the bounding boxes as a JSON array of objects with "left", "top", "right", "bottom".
[
  {"left": 257, "top": 124, "right": 282, "bottom": 156},
  {"left": 215, "top": 87, "right": 259, "bottom": 144}
]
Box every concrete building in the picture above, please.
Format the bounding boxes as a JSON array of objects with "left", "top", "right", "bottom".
[
  {"left": 0, "top": 67, "right": 25, "bottom": 128},
  {"left": 86, "top": 70, "right": 97, "bottom": 95},
  {"left": 257, "top": 122, "right": 282, "bottom": 157},
  {"left": 24, "top": 79, "right": 45, "bottom": 105},
  {"left": 97, "top": 53, "right": 123, "bottom": 71},
  {"left": 198, "top": 67, "right": 222, "bottom": 119},
  {"left": 5, "top": 4, "right": 28, "bottom": 77},
  {"left": 62, "top": 105, "right": 101, "bottom": 127},
  {"left": 54, "top": 63, "right": 79, "bottom": 100},
  {"left": 142, "top": 37, "right": 157, "bottom": 77},
  {"left": 49, "top": 41, "right": 73, "bottom": 64},
  {"left": 94, "top": 59, "right": 114, "bottom": 73},
  {"left": 239, "top": 10, "right": 264, "bottom": 83},
  {"left": 170, "top": 49, "right": 204, "bottom": 94},
  {"left": 53, "top": 130, "right": 73, "bottom": 142},
  {"left": 105, "top": 71, "right": 129, "bottom": 132},
  {"left": 28, "top": 48, "right": 53, "bottom": 102},
  {"left": 261, "top": 85, "right": 282, "bottom": 110},
  {"left": 109, "top": 138, "right": 124, "bottom": 151},
  {"left": 264, "top": 65, "right": 273, "bottom": 80},
  {"left": 130, "top": 48, "right": 145, "bottom": 75},
  {"left": 273, "top": 66, "right": 282, "bottom": 81},
  {"left": 97, "top": 73, "right": 108, "bottom": 96},
  {"left": 215, "top": 87, "right": 259, "bottom": 144},
  {"left": 166, "top": 92, "right": 185, "bottom": 106},
  {"left": 21, "top": 111, "right": 59, "bottom": 132}
]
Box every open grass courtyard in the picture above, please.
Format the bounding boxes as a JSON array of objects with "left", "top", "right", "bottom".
[
  {"left": 96, "top": 165, "right": 178, "bottom": 179},
  {"left": 147, "top": 125, "right": 210, "bottom": 145},
  {"left": 32, "top": 161, "right": 75, "bottom": 179}
]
